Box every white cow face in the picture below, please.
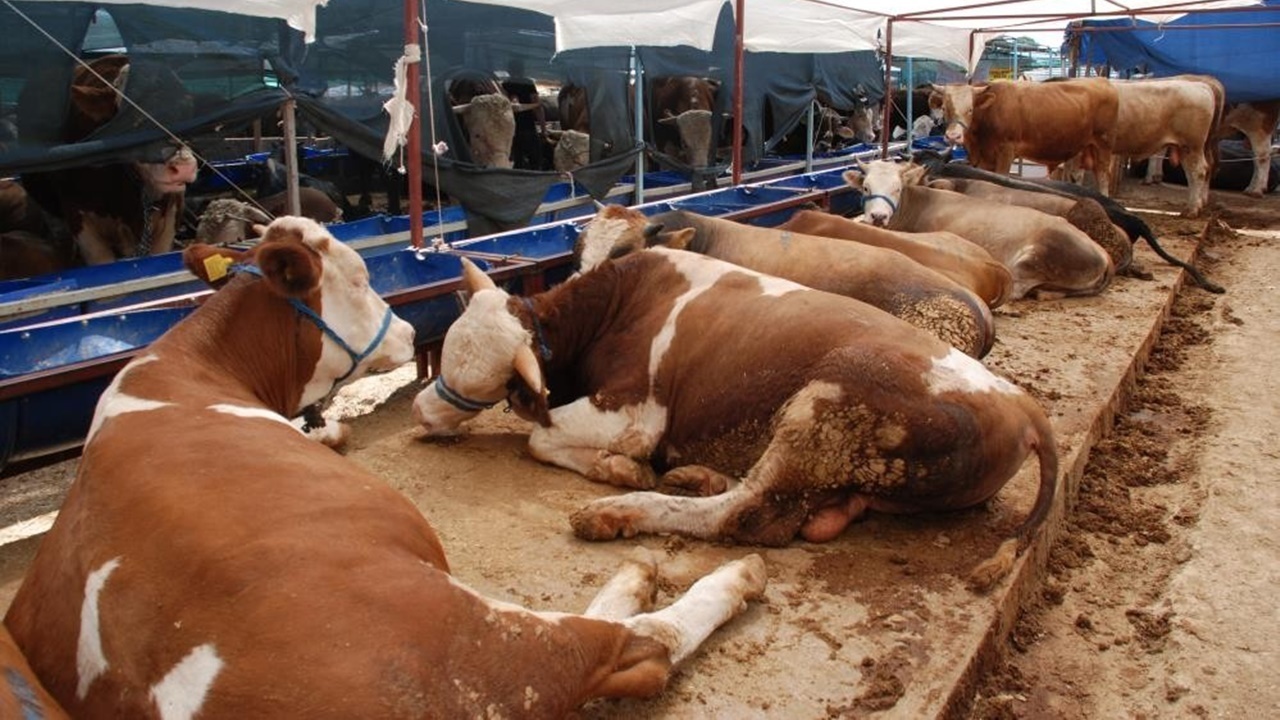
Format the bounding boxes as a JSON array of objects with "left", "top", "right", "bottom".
[
  {"left": 411, "top": 259, "right": 544, "bottom": 436},
  {"left": 842, "top": 160, "right": 927, "bottom": 227},
  {"left": 271, "top": 217, "right": 416, "bottom": 407},
  {"left": 659, "top": 109, "right": 713, "bottom": 167}
]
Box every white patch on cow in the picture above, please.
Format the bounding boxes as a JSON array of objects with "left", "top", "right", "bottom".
[
  {"left": 77, "top": 556, "right": 122, "bottom": 699},
  {"left": 149, "top": 643, "right": 223, "bottom": 720},
  {"left": 87, "top": 355, "right": 171, "bottom": 443},
  {"left": 577, "top": 215, "right": 631, "bottom": 274},
  {"left": 926, "top": 347, "right": 1018, "bottom": 396},
  {"left": 279, "top": 218, "right": 414, "bottom": 408},
  {"left": 649, "top": 249, "right": 803, "bottom": 374},
  {"left": 206, "top": 404, "right": 297, "bottom": 429},
  {"left": 532, "top": 395, "right": 669, "bottom": 471}
]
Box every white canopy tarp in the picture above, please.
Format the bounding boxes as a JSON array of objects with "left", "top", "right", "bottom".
[
  {"left": 18, "top": 0, "right": 331, "bottom": 39},
  {"left": 463, "top": 0, "right": 1263, "bottom": 74}
]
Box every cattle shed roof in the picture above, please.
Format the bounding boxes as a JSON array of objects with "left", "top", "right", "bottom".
[
  {"left": 15, "top": 0, "right": 330, "bottom": 39},
  {"left": 466, "top": 0, "right": 1265, "bottom": 72}
]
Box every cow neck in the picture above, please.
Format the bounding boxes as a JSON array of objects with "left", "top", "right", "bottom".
[
  {"left": 890, "top": 185, "right": 929, "bottom": 230},
  {"left": 158, "top": 275, "right": 315, "bottom": 417},
  {"left": 519, "top": 270, "right": 618, "bottom": 370}
]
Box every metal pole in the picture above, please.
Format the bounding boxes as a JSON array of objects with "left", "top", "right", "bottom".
[
  {"left": 905, "top": 56, "right": 914, "bottom": 139},
  {"left": 282, "top": 96, "right": 301, "bottom": 216},
  {"left": 805, "top": 100, "right": 815, "bottom": 173},
  {"left": 404, "top": 0, "right": 424, "bottom": 248},
  {"left": 631, "top": 47, "right": 645, "bottom": 205},
  {"left": 879, "top": 19, "right": 894, "bottom": 159},
  {"left": 732, "top": 0, "right": 745, "bottom": 185}
]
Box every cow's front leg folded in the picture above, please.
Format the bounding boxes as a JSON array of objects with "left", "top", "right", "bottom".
[{"left": 529, "top": 396, "right": 666, "bottom": 489}]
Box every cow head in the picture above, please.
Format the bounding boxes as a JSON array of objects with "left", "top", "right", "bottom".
[
  {"left": 185, "top": 216, "right": 415, "bottom": 410},
  {"left": 195, "top": 198, "right": 274, "bottom": 245},
  {"left": 135, "top": 146, "right": 199, "bottom": 197},
  {"left": 573, "top": 203, "right": 694, "bottom": 274},
  {"left": 843, "top": 160, "right": 928, "bottom": 227},
  {"left": 932, "top": 83, "right": 988, "bottom": 147},
  {"left": 548, "top": 128, "right": 592, "bottom": 173},
  {"left": 411, "top": 258, "right": 545, "bottom": 436},
  {"left": 453, "top": 94, "right": 542, "bottom": 169},
  {"left": 659, "top": 109, "right": 714, "bottom": 167}
]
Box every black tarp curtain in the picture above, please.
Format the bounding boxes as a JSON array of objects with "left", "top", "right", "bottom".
[{"left": 1, "top": 0, "right": 884, "bottom": 235}]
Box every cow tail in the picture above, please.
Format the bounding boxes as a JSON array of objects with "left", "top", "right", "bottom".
[
  {"left": 967, "top": 404, "right": 1059, "bottom": 594},
  {"left": 1137, "top": 225, "right": 1225, "bottom": 293}
]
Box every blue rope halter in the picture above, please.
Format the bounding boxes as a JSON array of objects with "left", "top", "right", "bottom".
[
  {"left": 232, "top": 263, "right": 394, "bottom": 383},
  {"left": 521, "top": 296, "right": 552, "bottom": 361},
  {"left": 432, "top": 374, "right": 499, "bottom": 413},
  {"left": 861, "top": 193, "right": 899, "bottom": 214}
]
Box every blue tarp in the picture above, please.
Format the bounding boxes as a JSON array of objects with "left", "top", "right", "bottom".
[{"left": 1070, "top": 1, "right": 1280, "bottom": 102}]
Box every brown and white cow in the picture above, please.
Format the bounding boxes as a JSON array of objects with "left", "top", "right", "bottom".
[
  {"left": 776, "top": 208, "right": 1013, "bottom": 309},
  {"left": 933, "top": 79, "right": 1120, "bottom": 194},
  {"left": 1104, "top": 75, "right": 1224, "bottom": 217},
  {"left": 195, "top": 187, "right": 343, "bottom": 246},
  {"left": 652, "top": 76, "right": 720, "bottom": 169},
  {"left": 0, "top": 623, "right": 67, "bottom": 719},
  {"left": 413, "top": 252, "right": 1058, "bottom": 591},
  {"left": 576, "top": 205, "right": 996, "bottom": 358},
  {"left": 4, "top": 215, "right": 765, "bottom": 717},
  {"left": 924, "top": 176, "right": 1135, "bottom": 276},
  {"left": 847, "top": 160, "right": 1114, "bottom": 300},
  {"left": 1222, "top": 100, "right": 1280, "bottom": 197},
  {"left": 452, "top": 93, "right": 542, "bottom": 169},
  {"left": 22, "top": 145, "right": 199, "bottom": 265},
  {"left": 1149, "top": 99, "right": 1280, "bottom": 198}
]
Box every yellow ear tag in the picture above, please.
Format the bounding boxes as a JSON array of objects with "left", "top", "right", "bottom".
[{"left": 203, "top": 254, "right": 234, "bottom": 282}]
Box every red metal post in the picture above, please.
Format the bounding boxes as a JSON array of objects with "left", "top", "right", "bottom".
[{"left": 405, "top": 0, "right": 424, "bottom": 248}]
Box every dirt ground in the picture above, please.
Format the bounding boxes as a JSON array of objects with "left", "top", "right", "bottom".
[
  {"left": 0, "top": 175, "right": 1276, "bottom": 718},
  {"left": 964, "top": 181, "right": 1280, "bottom": 720}
]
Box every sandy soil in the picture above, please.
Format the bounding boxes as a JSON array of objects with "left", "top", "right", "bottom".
[{"left": 0, "top": 176, "right": 1276, "bottom": 718}]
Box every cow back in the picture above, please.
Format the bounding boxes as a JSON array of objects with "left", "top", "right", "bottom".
[{"left": 971, "top": 79, "right": 1118, "bottom": 168}]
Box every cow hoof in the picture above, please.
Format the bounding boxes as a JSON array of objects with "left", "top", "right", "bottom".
[
  {"left": 592, "top": 454, "right": 658, "bottom": 490},
  {"left": 570, "top": 506, "right": 639, "bottom": 541},
  {"left": 657, "top": 466, "right": 730, "bottom": 497},
  {"left": 1244, "top": 189, "right": 1264, "bottom": 199}
]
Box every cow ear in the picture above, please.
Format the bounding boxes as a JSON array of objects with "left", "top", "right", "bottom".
[
  {"left": 183, "top": 244, "right": 247, "bottom": 289},
  {"left": 974, "top": 89, "right": 996, "bottom": 110},
  {"left": 460, "top": 256, "right": 498, "bottom": 293},
  {"left": 903, "top": 163, "right": 928, "bottom": 186},
  {"left": 255, "top": 241, "right": 321, "bottom": 298},
  {"left": 842, "top": 169, "right": 865, "bottom": 191},
  {"left": 661, "top": 228, "right": 696, "bottom": 251},
  {"left": 512, "top": 344, "right": 551, "bottom": 426}
]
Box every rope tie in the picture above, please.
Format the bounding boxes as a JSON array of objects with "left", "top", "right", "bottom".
[
  {"left": 862, "top": 193, "right": 898, "bottom": 214},
  {"left": 231, "top": 263, "right": 393, "bottom": 384},
  {"left": 432, "top": 375, "right": 499, "bottom": 413}
]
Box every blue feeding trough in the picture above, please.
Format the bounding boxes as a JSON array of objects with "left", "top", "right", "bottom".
[{"left": 0, "top": 306, "right": 196, "bottom": 469}]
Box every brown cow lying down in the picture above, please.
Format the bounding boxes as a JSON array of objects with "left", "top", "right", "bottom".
[
  {"left": 847, "top": 161, "right": 1114, "bottom": 300},
  {"left": 925, "top": 176, "right": 1135, "bottom": 276},
  {"left": 4, "top": 216, "right": 764, "bottom": 717},
  {"left": 413, "top": 252, "right": 1058, "bottom": 591},
  {"left": 776, "top": 208, "right": 1013, "bottom": 309},
  {"left": 0, "top": 623, "right": 67, "bottom": 719},
  {"left": 576, "top": 204, "right": 996, "bottom": 358}
]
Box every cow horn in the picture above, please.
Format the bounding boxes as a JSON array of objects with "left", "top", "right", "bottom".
[
  {"left": 593, "top": 200, "right": 609, "bottom": 212},
  {"left": 643, "top": 222, "right": 664, "bottom": 238},
  {"left": 513, "top": 344, "right": 545, "bottom": 397},
  {"left": 459, "top": 257, "right": 497, "bottom": 293},
  {"left": 244, "top": 204, "right": 274, "bottom": 224}
]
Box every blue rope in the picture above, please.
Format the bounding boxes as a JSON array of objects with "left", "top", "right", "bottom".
[
  {"left": 433, "top": 375, "right": 498, "bottom": 413},
  {"left": 862, "top": 193, "right": 898, "bottom": 214},
  {"left": 230, "top": 263, "right": 394, "bottom": 383}
]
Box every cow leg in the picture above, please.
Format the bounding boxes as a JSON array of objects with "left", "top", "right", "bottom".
[
  {"left": 1182, "top": 147, "right": 1209, "bottom": 218},
  {"left": 528, "top": 397, "right": 662, "bottom": 489},
  {"left": 73, "top": 215, "right": 120, "bottom": 265},
  {"left": 1093, "top": 147, "right": 1114, "bottom": 197},
  {"left": 1243, "top": 128, "right": 1272, "bottom": 197},
  {"left": 1144, "top": 151, "right": 1165, "bottom": 184},
  {"left": 656, "top": 465, "right": 735, "bottom": 497},
  {"left": 583, "top": 548, "right": 659, "bottom": 620}
]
